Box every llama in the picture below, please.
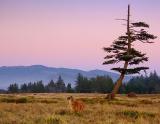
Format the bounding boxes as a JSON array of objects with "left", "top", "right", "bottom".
[{"left": 67, "top": 96, "right": 85, "bottom": 112}]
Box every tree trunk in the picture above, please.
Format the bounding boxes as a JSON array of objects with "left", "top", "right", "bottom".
[
  {"left": 112, "top": 65, "right": 127, "bottom": 93},
  {"left": 106, "top": 62, "right": 128, "bottom": 99},
  {"left": 106, "top": 5, "right": 131, "bottom": 100}
]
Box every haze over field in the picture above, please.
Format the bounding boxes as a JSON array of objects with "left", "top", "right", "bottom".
[{"left": 0, "top": 0, "right": 160, "bottom": 74}]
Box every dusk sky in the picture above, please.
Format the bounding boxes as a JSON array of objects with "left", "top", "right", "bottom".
[{"left": 0, "top": 0, "right": 160, "bottom": 73}]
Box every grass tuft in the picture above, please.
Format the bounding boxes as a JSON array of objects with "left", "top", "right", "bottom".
[
  {"left": 46, "top": 116, "right": 62, "bottom": 124},
  {"left": 116, "top": 110, "right": 156, "bottom": 119},
  {"left": 117, "top": 110, "right": 139, "bottom": 119},
  {"left": 16, "top": 97, "right": 28, "bottom": 103},
  {"left": 55, "top": 109, "right": 69, "bottom": 115},
  {"left": 108, "top": 99, "right": 137, "bottom": 107},
  {"left": 0, "top": 97, "right": 28, "bottom": 103},
  {"left": 140, "top": 99, "right": 153, "bottom": 104},
  {"left": 39, "top": 99, "right": 58, "bottom": 104}
]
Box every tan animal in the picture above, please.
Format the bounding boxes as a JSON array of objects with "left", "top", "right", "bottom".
[{"left": 67, "top": 96, "right": 85, "bottom": 112}]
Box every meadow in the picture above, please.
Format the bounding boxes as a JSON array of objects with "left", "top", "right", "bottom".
[{"left": 0, "top": 93, "right": 160, "bottom": 124}]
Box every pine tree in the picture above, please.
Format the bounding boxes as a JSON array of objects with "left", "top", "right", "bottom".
[
  {"left": 36, "top": 80, "right": 45, "bottom": 93},
  {"left": 103, "top": 5, "right": 157, "bottom": 99},
  {"left": 46, "top": 80, "right": 56, "bottom": 92},
  {"left": 20, "top": 83, "right": 28, "bottom": 93},
  {"left": 66, "top": 83, "right": 74, "bottom": 93},
  {"left": 56, "top": 75, "right": 66, "bottom": 92},
  {"left": 8, "top": 83, "right": 19, "bottom": 93},
  {"left": 75, "top": 73, "right": 90, "bottom": 93},
  {"left": 75, "top": 73, "right": 84, "bottom": 92}
]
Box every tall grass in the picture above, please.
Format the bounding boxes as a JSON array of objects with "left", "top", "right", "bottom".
[{"left": 0, "top": 93, "right": 159, "bottom": 124}]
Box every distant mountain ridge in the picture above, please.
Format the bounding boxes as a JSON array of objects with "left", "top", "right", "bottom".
[{"left": 0, "top": 65, "right": 131, "bottom": 89}]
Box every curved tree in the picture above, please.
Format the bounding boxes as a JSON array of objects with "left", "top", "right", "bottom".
[{"left": 103, "top": 5, "right": 157, "bottom": 99}]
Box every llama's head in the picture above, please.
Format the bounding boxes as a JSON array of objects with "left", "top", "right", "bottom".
[{"left": 67, "top": 96, "right": 73, "bottom": 101}]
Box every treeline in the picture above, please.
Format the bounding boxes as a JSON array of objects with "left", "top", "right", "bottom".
[
  {"left": 7, "top": 74, "right": 114, "bottom": 93},
  {"left": 8, "top": 76, "right": 74, "bottom": 93},
  {"left": 120, "top": 71, "right": 160, "bottom": 94},
  {"left": 75, "top": 72, "right": 160, "bottom": 94},
  {"left": 75, "top": 73, "right": 114, "bottom": 93},
  {"left": 6, "top": 72, "right": 160, "bottom": 94}
]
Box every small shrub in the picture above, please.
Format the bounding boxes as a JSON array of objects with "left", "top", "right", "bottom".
[
  {"left": 46, "top": 116, "right": 61, "bottom": 124},
  {"left": 116, "top": 110, "right": 156, "bottom": 119},
  {"left": 0, "top": 97, "right": 28, "bottom": 103},
  {"left": 140, "top": 100, "right": 153, "bottom": 104},
  {"left": 141, "top": 112, "right": 156, "bottom": 118},
  {"left": 74, "top": 112, "right": 83, "bottom": 117},
  {"left": 16, "top": 97, "right": 28, "bottom": 103},
  {"left": 117, "top": 110, "right": 139, "bottom": 119},
  {"left": 127, "top": 92, "right": 137, "bottom": 97},
  {"left": 39, "top": 99, "right": 58, "bottom": 104},
  {"left": 1, "top": 98, "right": 16, "bottom": 103},
  {"left": 55, "top": 109, "right": 69, "bottom": 115},
  {"left": 80, "top": 98, "right": 99, "bottom": 104},
  {"left": 109, "top": 100, "right": 137, "bottom": 107}
]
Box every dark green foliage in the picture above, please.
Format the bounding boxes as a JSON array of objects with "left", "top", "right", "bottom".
[
  {"left": 25, "top": 81, "right": 45, "bottom": 93},
  {"left": 45, "top": 80, "right": 56, "bottom": 93},
  {"left": 6, "top": 72, "right": 160, "bottom": 94},
  {"left": 111, "top": 67, "right": 149, "bottom": 74},
  {"left": 131, "top": 22, "right": 149, "bottom": 28},
  {"left": 7, "top": 76, "right": 67, "bottom": 93},
  {"left": 45, "top": 78, "right": 70, "bottom": 93},
  {"left": 66, "top": 83, "right": 74, "bottom": 93},
  {"left": 75, "top": 73, "right": 114, "bottom": 93},
  {"left": 103, "top": 17, "right": 157, "bottom": 75},
  {"left": 90, "top": 76, "right": 114, "bottom": 93},
  {"left": 20, "top": 83, "right": 28, "bottom": 93},
  {"left": 33, "top": 80, "right": 45, "bottom": 93},
  {"left": 56, "top": 76, "right": 66, "bottom": 92},
  {"left": 8, "top": 83, "right": 19, "bottom": 93},
  {"left": 120, "top": 71, "right": 160, "bottom": 94},
  {"left": 75, "top": 73, "right": 91, "bottom": 93}
]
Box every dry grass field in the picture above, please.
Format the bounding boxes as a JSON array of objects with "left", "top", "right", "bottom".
[{"left": 0, "top": 93, "right": 160, "bottom": 124}]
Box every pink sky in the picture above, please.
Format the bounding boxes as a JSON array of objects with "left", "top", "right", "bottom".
[{"left": 0, "top": 0, "right": 160, "bottom": 73}]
